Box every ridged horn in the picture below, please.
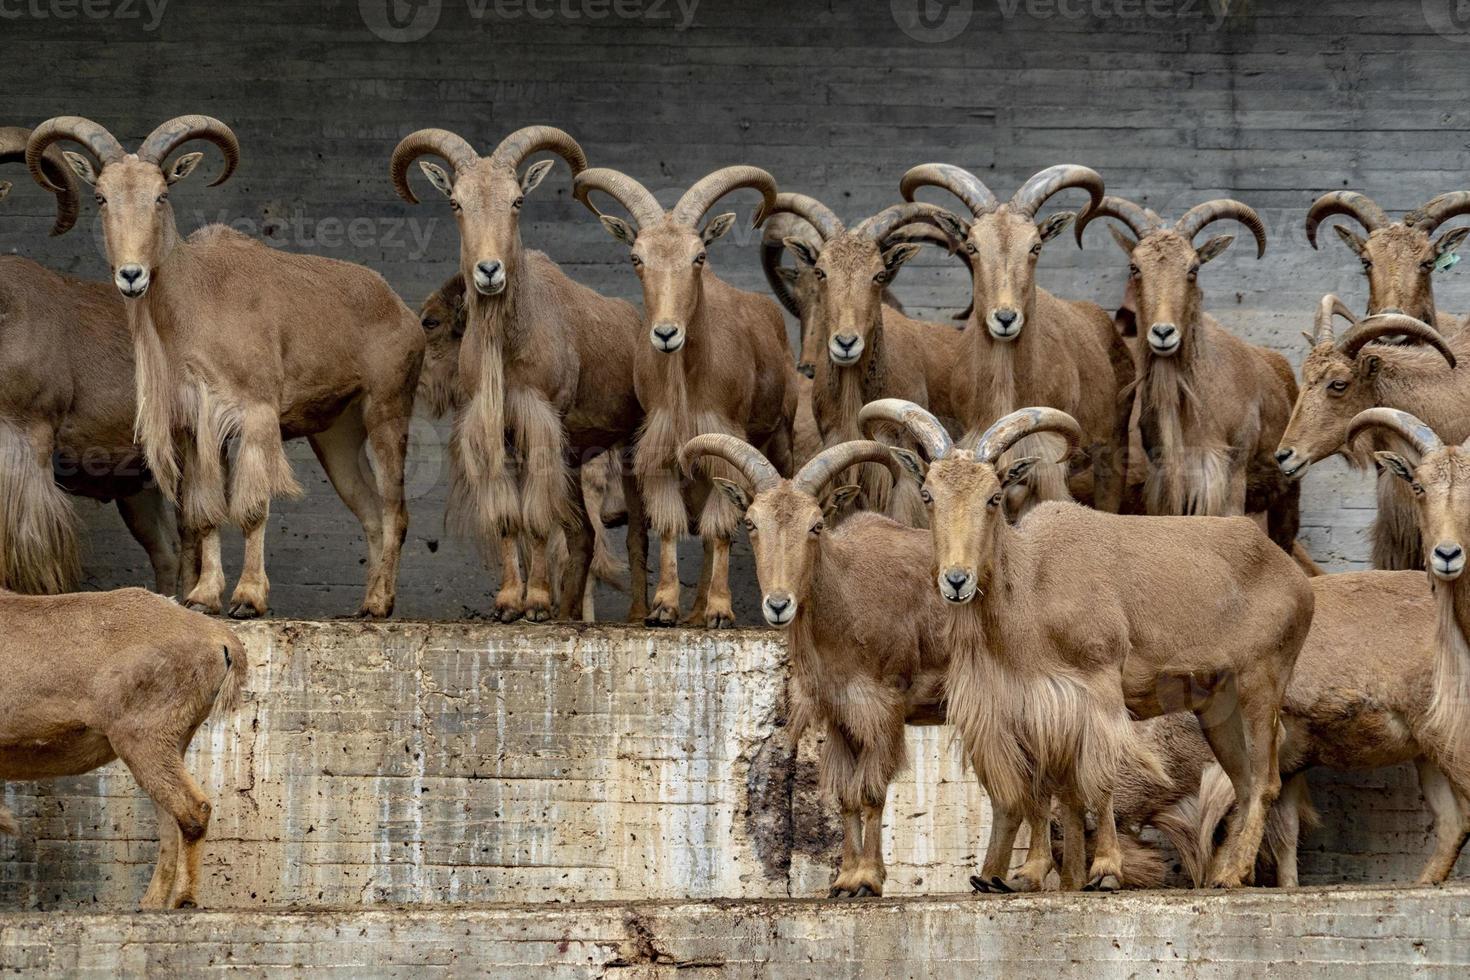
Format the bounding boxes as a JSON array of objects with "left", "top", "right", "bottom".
[
  {"left": 1313, "top": 293, "right": 1358, "bottom": 345},
  {"left": 390, "top": 128, "right": 480, "bottom": 205},
  {"left": 1305, "top": 191, "right": 1389, "bottom": 249},
  {"left": 974, "top": 407, "right": 1082, "bottom": 466},
  {"left": 765, "top": 192, "right": 845, "bottom": 241},
  {"left": 572, "top": 167, "right": 665, "bottom": 228},
  {"left": 678, "top": 434, "right": 782, "bottom": 496},
  {"left": 1338, "top": 313, "right": 1457, "bottom": 368},
  {"left": 25, "top": 116, "right": 124, "bottom": 195},
  {"left": 1346, "top": 407, "right": 1444, "bottom": 460},
  {"left": 486, "top": 125, "right": 587, "bottom": 177},
  {"left": 1010, "top": 164, "right": 1105, "bottom": 221},
  {"left": 672, "top": 165, "right": 778, "bottom": 229},
  {"left": 858, "top": 398, "right": 953, "bottom": 462},
  {"left": 793, "top": 440, "right": 905, "bottom": 499},
  {"left": 899, "top": 163, "right": 997, "bottom": 217},
  {"left": 0, "top": 126, "right": 80, "bottom": 235},
  {"left": 1406, "top": 192, "right": 1470, "bottom": 234},
  {"left": 1074, "top": 195, "right": 1161, "bottom": 247},
  {"left": 1174, "top": 199, "right": 1267, "bottom": 259},
  {"left": 853, "top": 201, "right": 954, "bottom": 243},
  {"left": 136, "top": 115, "right": 239, "bottom": 187}
]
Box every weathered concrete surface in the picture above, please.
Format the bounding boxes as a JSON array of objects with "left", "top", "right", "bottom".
[
  {"left": 0, "top": 621, "right": 991, "bottom": 909},
  {"left": 2, "top": 885, "right": 1467, "bottom": 978}
]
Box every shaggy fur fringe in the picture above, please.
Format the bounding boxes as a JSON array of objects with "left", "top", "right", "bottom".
[{"left": 0, "top": 421, "right": 80, "bottom": 594}]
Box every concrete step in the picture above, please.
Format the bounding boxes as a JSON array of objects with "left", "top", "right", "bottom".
[
  {"left": 1, "top": 621, "right": 1463, "bottom": 910},
  {"left": 2, "top": 885, "right": 1467, "bottom": 977}
]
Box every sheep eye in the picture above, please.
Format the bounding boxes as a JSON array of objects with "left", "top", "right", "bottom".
[
  {"left": 421, "top": 317, "right": 440, "bottom": 330},
  {"left": 743, "top": 517, "right": 756, "bottom": 531},
  {"left": 95, "top": 194, "right": 106, "bottom": 206},
  {"left": 693, "top": 252, "right": 707, "bottom": 267},
  {"left": 814, "top": 268, "right": 827, "bottom": 281},
  {"left": 1412, "top": 482, "right": 1425, "bottom": 496},
  {"left": 964, "top": 242, "right": 978, "bottom": 255},
  {"left": 1128, "top": 264, "right": 1140, "bottom": 278},
  {"left": 1361, "top": 259, "right": 1372, "bottom": 270},
  {"left": 920, "top": 488, "right": 933, "bottom": 504},
  {"left": 630, "top": 254, "right": 643, "bottom": 267},
  {"left": 1030, "top": 243, "right": 1043, "bottom": 255},
  {"left": 512, "top": 196, "right": 524, "bottom": 210},
  {"left": 810, "top": 521, "right": 824, "bottom": 535},
  {"left": 449, "top": 199, "right": 462, "bottom": 213},
  {"left": 988, "top": 492, "right": 1003, "bottom": 508},
  {"left": 156, "top": 193, "right": 168, "bottom": 205},
  {"left": 1327, "top": 379, "right": 1348, "bottom": 394},
  {"left": 1187, "top": 265, "right": 1199, "bottom": 280},
  {"left": 873, "top": 271, "right": 890, "bottom": 285}
]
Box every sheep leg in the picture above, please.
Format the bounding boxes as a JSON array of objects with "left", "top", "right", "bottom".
[
  {"left": 139, "top": 799, "right": 181, "bottom": 909},
  {"left": 977, "top": 803, "right": 1023, "bottom": 882},
  {"left": 1006, "top": 807, "right": 1055, "bottom": 892},
  {"left": 521, "top": 533, "right": 556, "bottom": 623},
  {"left": 1270, "top": 772, "right": 1307, "bottom": 887},
  {"left": 1198, "top": 678, "right": 1280, "bottom": 888},
  {"left": 362, "top": 411, "right": 410, "bottom": 618},
  {"left": 227, "top": 508, "right": 271, "bottom": 619},
  {"left": 493, "top": 534, "right": 526, "bottom": 622},
  {"left": 113, "top": 738, "right": 212, "bottom": 909},
  {"left": 702, "top": 535, "right": 735, "bottom": 629},
  {"left": 829, "top": 806, "right": 864, "bottom": 897},
  {"left": 184, "top": 524, "right": 226, "bottom": 616},
  {"left": 647, "top": 529, "right": 682, "bottom": 626},
  {"left": 622, "top": 469, "right": 650, "bottom": 623},
  {"left": 1083, "top": 791, "right": 1123, "bottom": 891},
  {"left": 1414, "top": 758, "right": 1470, "bottom": 884},
  {"left": 116, "top": 488, "right": 182, "bottom": 595},
  {"left": 308, "top": 410, "right": 388, "bottom": 612},
  {"left": 683, "top": 544, "right": 713, "bottom": 626},
  {"left": 1058, "top": 800, "right": 1087, "bottom": 890},
  {"left": 556, "top": 481, "right": 596, "bottom": 622},
  {"left": 177, "top": 524, "right": 202, "bottom": 601},
  {"left": 848, "top": 801, "right": 887, "bottom": 897}
]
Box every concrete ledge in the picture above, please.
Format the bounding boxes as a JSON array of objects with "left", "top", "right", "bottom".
[{"left": 2, "top": 885, "right": 1467, "bottom": 978}]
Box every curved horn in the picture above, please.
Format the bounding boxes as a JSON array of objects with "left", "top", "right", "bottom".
[
  {"left": 390, "top": 128, "right": 480, "bottom": 205},
  {"left": 1313, "top": 293, "right": 1358, "bottom": 345},
  {"left": 136, "top": 115, "right": 239, "bottom": 187},
  {"left": 0, "top": 126, "right": 79, "bottom": 235},
  {"left": 852, "top": 201, "right": 954, "bottom": 243},
  {"left": 1173, "top": 198, "right": 1267, "bottom": 259},
  {"left": 974, "top": 407, "right": 1082, "bottom": 466},
  {"left": 678, "top": 434, "right": 781, "bottom": 496},
  {"left": 793, "top": 440, "right": 905, "bottom": 499},
  {"left": 765, "top": 192, "right": 845, "bottom": 241},
  {"left": 1010, "top": 164, "right": 1104, "bottom": 221},
  {"left": 760, "top": 215, "right": 807, "bottom": 318},
  {"left": 672, "top": 165, "right": 778, "bottom": 229},
  {"left": 858, "top": 398, "right": 953, "bottom": 462},
  {"left": 1305, "top": 191, "right": 1389, "bottom": 249},
  {"left": 885, "top": 220, "right": 972, "bottom": 269},
  {"left": 1346, "top": 407, "right": 1444, "bottom": 460},
  {"left": 1339, "top": 313, "right": 1457, "bottom": 368},
  {"left": 899, "top": 162, "right": 997, "bottom": 217},
  {"left": 1074, "top": 194, "right": 1160, "bottom": 247},
  {"left": 572, "top": 167, "right": 665, "bottom": 228},
  {"left": 25, "top": 116, "right": 124, "bottom": 194},
  {"left": 486, "top": 125, "right": 587, "bottom": 177},
  {"left": 1406, "top": 191, "right": 1470, "bottom": 234}
]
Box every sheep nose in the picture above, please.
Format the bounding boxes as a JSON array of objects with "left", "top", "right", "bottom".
[
  {"left": 117, "top": 265, "right": 144, "bottom": 284},
  {"left": 476, "top": 260, "right": 502, "bottom": 280},
  {"left": 834, "top": 334, "right": 858, "bottom": 351},
  {"left": 943, "top": 568, "right": 971, "bottom": 592},
  {"left": 993, "top": 309, "right": 1018, "bottom": 327},
  {"left": 765, "top": 594, "right": 790, "bottom": 615},
  {"left": 1275, "top": 448, "right": 1294, "bottom": 464},
  {"left": 653, "top": 323, "right": 679, "bottom": 342},
  {"left": 1434, "top": 543, "right": 1463, "bottom": 564},
  {"left": 762, "top": 591, "right": 796, "bottom": 625},
  {"left": 1150, "top": 323, "right": 1178, "bottom": 342}
]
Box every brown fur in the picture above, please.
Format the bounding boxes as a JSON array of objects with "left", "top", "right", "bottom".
[{"left": 0, "top": 587, "right": 245, "bottom": 908}]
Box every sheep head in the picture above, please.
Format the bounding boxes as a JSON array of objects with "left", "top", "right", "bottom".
[
  {"left": 1347, "top": 407, "right": 1470, "bottom": 580},
  {"left": 861, "top": 399, "right": 1080, "bottom": 604},
  {"left": 678, "top": 434, "right": 901, "bottom": 626},
  {"left": 416, "top": 273, "right": 468, "bottom": 419},
  {"left": 901, "top": 163, "right": 1102, "bottom": 342},
  {"left": 393, "top": 126, "right": 586, "bottom": 298},
  {"left": 577, "top": 165, "right": 776, "bottom": 355},
  {"left": 1077, "top": 196, "right": 1266, "bottom": 359},
  {"left": 1276, "top": 300, "right": 1455, "bottom": 479},
  {"left": 1307, "top": 190, "right": 1470, "bottom": 325},
  {"left": 27, "top": 115, "right": 238, "bottom": 299}
]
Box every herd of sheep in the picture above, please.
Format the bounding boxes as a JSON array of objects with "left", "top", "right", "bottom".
[{"left": 1, "top": 115, "right": 1469, "bottom": 909}]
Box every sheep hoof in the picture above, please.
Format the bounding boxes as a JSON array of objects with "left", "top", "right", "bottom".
[
  {"left": 493, "top": 605, "right": 524, "bottom": 624},
  {"left": 705, "top": 611, "right": 734, "bottom": 629},
  {"left": 186, "top": 600, "right": 220, "bottom": 616},
  {"left": 645, "top": 604, "right": 679, "bottom": 627},
  {"left": 828, "top": 885, "right": 846, "bottom": 898},
  {"left": 523, "top": 605, "right": 552, "bottom": 624},
  {"left": 228, "top": 601, "right": 263, "bottom": 620},
  {"left": 1083, "top": 874, "right": 1120, "bottom": 892},
  {"left": 173, "top": 898, "right": 198, "bottom": 910},
  {"left": 970, "top": 875, "right": 991, "bottom": 893},
  {"left": 853, "top": 885, "right": 875, "bottom": 898}
]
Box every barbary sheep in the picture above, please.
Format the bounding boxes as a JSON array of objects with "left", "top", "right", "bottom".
[
  {"left": 0, "top": 587, "right": 245, "bottom": 908},
  {"left": 576, "top": 164, "right": 797, "bottom": 627},
  {"left": 29, "top": 115, "right": 424, "bottom": 619}
]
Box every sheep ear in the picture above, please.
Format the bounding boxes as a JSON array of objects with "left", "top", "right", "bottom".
[
  {"left": 824, "top": 485, "right": 863, "bottom": 518},
  {"left": 703, "top": 212, "right": 737, "bottom": 245},
  {"left": 1374, "top": 451, "right": 1416, "bottom": 484},
  {"left": 783, "top": 236, "right": 821, "bottom": 267},
  {"left": 1037, "top": 211, "right": 1075, "bottom": 244},
  {"left": 166, "top": 152, "right": 204, "bottom": 186},
  {"left": 1108, "top": 224, "right": 1137, "bottom": 255},
  {"left": 1434, "top": 226, "right": 1470, "bottom": 259},
  {"left": 1358, "top": 353, "right": 1382, "bottom": 379},
  {"left": 599, "top": 214, "right": 638, "bottom": 246},
  {"left": 62, "top": 151, "right": 97, "bottom": 186},
  {"left": 419, "top": 161, "right": 454, "bottom": 198},
  {"left": 1000, "top": 456, "right": 1040, "bottom": 489},
  {"left": 931, "top": 209, "right": 969, "bottom": 242},
  {"left": 890, "top": 447, "right": 927, "bottom": 481},
  {"left": 1196, "top": 235, "right": 1235, "bottom": 264},
  {"left": 520, "top": 159, "right": 554, "bottom": 195},
  {"left": 1334, "top": 224, "right": 1367, "bottom": 256},
  {"left": 711, "top": 477, "right": 750, "bottom": 512},
  {"left": 881, "top": 242, "right": 923, "bottom": 276}
]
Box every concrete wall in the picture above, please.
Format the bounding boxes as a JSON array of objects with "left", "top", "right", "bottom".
[
  {"left": 4, "top": 886, "right": 1469, "bottom": 978},
  {"left": 3, "top": 2, "right": 1470, "bottom": 618},
  {"left": 1, "top": 622, "right": 1464, "bottom": 911}
]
